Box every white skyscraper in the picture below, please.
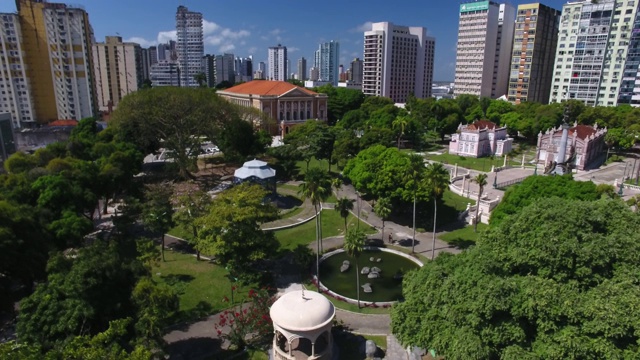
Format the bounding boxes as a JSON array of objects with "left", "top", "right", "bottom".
[
  {"left": 453, "top": 1, "right": 516, "bottom": 98},
  {"left": 268, "top": 44, "right": 287, "bottom": 81},
  {"left": 316, "top": 41, "right": 339, "bottom": 85},
  {"left": 549, "top": 0, "right": 640, "bottom": 106},
  {"left": 362, "top": 22, "right": 435, "bottom": 103},
  {"left": 176, "top": 6, "right": 203, "bottom": 87}
]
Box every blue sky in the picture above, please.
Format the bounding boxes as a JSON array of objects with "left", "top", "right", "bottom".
[{"left": 2, "top": 0, "right": 569, "bottom": 81}]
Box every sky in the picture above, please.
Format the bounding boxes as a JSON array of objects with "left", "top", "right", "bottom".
[{"left": 1, "top": 0, "right": 569, "bottom": 81}]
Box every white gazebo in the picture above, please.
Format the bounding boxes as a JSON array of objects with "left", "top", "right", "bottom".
[
  {"left": 233, "top": 159, "right": 276, "bottom": 193},
  {"left": 270, "top": 290, "right": 335, "bottom": 360}
]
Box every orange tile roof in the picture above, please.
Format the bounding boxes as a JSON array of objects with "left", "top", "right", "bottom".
[
  {"left": 553, "top": 124, "right": 598, "bottom": 140},
  {"left": 222, "top": 80, "right": 317, "bottom": 96},
  {"left": 466, "top": 120, "right": 497, "bottom": 130},
  {"left": 48, "top": 119, "right": 78, "bottom": 127}
]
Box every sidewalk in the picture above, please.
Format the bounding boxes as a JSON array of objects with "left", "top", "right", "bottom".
[{"left": 333, "top": 184, "right": 461, "bottom": 258}]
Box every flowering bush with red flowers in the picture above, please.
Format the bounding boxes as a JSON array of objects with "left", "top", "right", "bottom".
[{"left": 213, "top": 287, "right": 275, "bottom": 350}]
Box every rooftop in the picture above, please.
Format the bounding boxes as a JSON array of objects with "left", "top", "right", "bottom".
[
  {"left": 222, "top": 80, "right": 317, "bottom": 96},
  {"left": 270, "top": 290, "right": 335, "bottom": 332}
]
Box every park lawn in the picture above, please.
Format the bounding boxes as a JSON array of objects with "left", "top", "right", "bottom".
[
  {"left": 167, "top": 224, "right": 192, "bottom": 240},
  {"left": 277, "top": 183, "right": 301, "bottom": 193},
  {"left": 443, "top": 189, "right": 475, "bottom": 211},
  {"left": 424, "top": 152, "right": 506, "bottom": 172},
  {"left": 275, "top": 210, "right": 376, "bottom": 251},
  {"left": 279, "top": 205, "right": 304, "bottom": 219},
  {"left": 323, "top": 193, "right": 338, "bottom": 203},
  {"left": 152, "top": 251, "right": 254, "bottom": 322},
  {"left": 439, "top": 223, "right": 488, "bottom": 249}
]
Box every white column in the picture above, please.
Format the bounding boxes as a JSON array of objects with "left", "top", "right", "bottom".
[
  {"left": 503, "top": 154, "right": 507, "bottom": 167},
  {"left": 454, "top": 163, "right": 458, "bottom": 177}
]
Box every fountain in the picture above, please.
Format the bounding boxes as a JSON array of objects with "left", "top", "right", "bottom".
[{"left": 318, "top": 247, "right": 422, "bottom": 305}]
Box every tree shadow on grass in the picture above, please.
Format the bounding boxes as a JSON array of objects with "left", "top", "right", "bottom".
[{"left": 447, "top": 238, "right": 476, "bottom": 250}]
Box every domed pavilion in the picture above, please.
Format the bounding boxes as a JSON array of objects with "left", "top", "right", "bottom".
[{"left": 270, "top": 290, "right": 335, "bottom": 360}]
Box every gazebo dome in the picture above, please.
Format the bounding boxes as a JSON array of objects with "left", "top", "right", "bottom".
[
  {"left": 234, "top": 159, "right": 276, "bottom": 180},
  {"left": 270, "top": 290, "right": 335, "bottom": 332}
]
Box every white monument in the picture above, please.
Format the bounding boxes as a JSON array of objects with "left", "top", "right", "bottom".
[{"left": 270, "top": 290, "right": 335, "bottom": 359}]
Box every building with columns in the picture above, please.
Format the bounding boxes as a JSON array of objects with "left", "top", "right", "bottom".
[
  {"left": 217, "top": 80, "right": 328, "bottom": 136},
  {"left": 449, "top": 120, "right": 513, "bottom": 157}
]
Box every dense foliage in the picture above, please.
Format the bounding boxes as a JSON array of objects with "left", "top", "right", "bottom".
[
  {"left": 490, "top": 175, "right": 601, "bottom": 226},
  {"left": 392, "top": 198, "right": 640, "bottom": 359}
]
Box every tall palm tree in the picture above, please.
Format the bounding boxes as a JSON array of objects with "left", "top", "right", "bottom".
[
  {"left": 472, "top": 173, "right": 488, "bottom": 232},
  {"left": 331, "top": 178, "right": 342, "bottom": 193},
  {"left": 393, "top": 116, "right": 409, "bottom": 149},
  {"left": 406, "top": 154, "right": 425, "bottom": 253},
  {"left": 425, "top": 163, "right": 450, "bottom": 260},
  {"left": 298, "top": 167, "right": 332, "bottom": 290},
  {"left": 344, "top": 228, "right": 366, "bottom": 308},
  {"left": 374, "top": 197, "right": 392, "bottom": 244},
  {"left": 335, "top": 197, "right": 354, "bottom": 232}
]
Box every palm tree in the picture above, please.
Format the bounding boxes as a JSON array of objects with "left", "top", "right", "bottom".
[
  {"left": 374, "top": 197, "right": 392, "bottom": 244},
  {"left": 425, "top": 163, "right": 450, "bottom": 260},
  {"left": 331, "top": 178, "right": 342, "bottom": 193},
  {"left": 298, "top": 168, "right": 332, "bottom": 290},
  {"left": 194, "top": 72, "right": 207, "bottom": 87},
  {"left": 344, "top": 228, "right": 366, "bottom": 308},
  {"left": 472, "top": 173, "right": 488, "bottom": 232},
  {"left": 334, "top": 197, "right": 354, "bottom": 232},
  {"left": 393, "top": 116, "right": 409, "bottom": 149},
  {"left": 405, "top": 154, "right": 425, "bottom": 253}
]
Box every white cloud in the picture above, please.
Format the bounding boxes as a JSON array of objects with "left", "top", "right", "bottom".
[
  {"left": 203, "top": 20, "right": 220, "bottom": 35},
  {"left": 157, "top": 30, "right": 177, "bottom": 43},
  {"left": 288, "top": 47, "right": 300, "bottom": 53},
  {"left": 219, "top": 44, "right": 236, "bottom": 53},
  {"left": 124, "top": 36, "right": 155, "bottom": 47},
  {"left": 269, "top": 28, "right": 283, "bottom": 36},
  {"left": 247, "top": 46, "right": 258, "bottom": 54},
  {"left": 352, "top": 21, "right": 373, "bottom": 32}
]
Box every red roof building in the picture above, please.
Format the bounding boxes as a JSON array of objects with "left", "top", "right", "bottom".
[
  {"left": 217, "top": 80, "right": 328, "bottom": 137},
  {"left": 536, "top": 122, "right": 607, "bottom": 170}
]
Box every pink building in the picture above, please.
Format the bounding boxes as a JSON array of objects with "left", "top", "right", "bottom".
[
  {"left": 536, "top": 123, "right": 607, "bottom": 171},
  {"left": 449, "top": 120, "right": 513, "bottom": 158}
]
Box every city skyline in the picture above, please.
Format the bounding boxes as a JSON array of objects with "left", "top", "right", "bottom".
[{"left": 0, "top": 0, "right": 568, "bottom": 81}]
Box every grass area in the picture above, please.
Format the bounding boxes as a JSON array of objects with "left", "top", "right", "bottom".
[
  {"left": 167, "top": 224, "right": 192, "bottom": 240},
  {"left": 439, "top": 223, "right": 488, "bottom": 249},
  {"left": 274, "top": 210, "right": 376, "bottom": 251},
  {"left": 278, "top": 205, "right": 304, "bottom": 219},
  {"left": 324, "top": 193, "right": 338, "bottom": 203},
  {"left": 364, "top": 335, "right": 387, "bottom": 350},
  {"left": 296, "top": 157, "right": 332, "bottom": 175},
  {"left": 443, "top": 189, "right": 475, "bottom": 210},
  {"left": 277, "top": 183, "right": 301, "bottom": 193},
  {"left": 424, "top": 152, "right": 505, "bottom": 172},
  {"left": 152, "top": 251, "right": 254, "bottom": 322}
]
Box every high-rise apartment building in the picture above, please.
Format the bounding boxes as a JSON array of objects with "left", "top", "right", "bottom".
[
  {"left": 316, "top": 41, "right": 339, "bottom": 85},
  {"left": 268, "top": 44, "right": 287, "bottom": 81},
  {"left": 203, "top": 54, "right": 215, "bottom": 87},
  {"left": 619, "top": 4, "right": 640, "bottom": 105},
  {"left": 2, "top": 0, "right": 98, "bottom": 126},
  {"left": 215, "top": 53, "right": 235, "bottom": 85},
  {"left": 454, "top": 1, "right": 516, "bottom": 98},
  {"left": 150, "top": 62, "right": 180, "bottom": 87},
  {"left": 148, "top": 46, "right": 158, "bottom": 65},
  {"left": 362, "top": 22, "right": 436, "bottom": 103},
  {"left": 140, "top": 48, "right": 152, "bottom": 81},
  {"left": 93, "top": 36, "right": 142, "bottom": 112},
  {"left": 157, "top": 41, "right": 176, "bottom": 62},
  {"left": 508, "top": 3, "right": 560, "bottom": 104},
  {"left": 0, "top": 12, "right": 34, "bottom": 128},
  {"left": 549, "top": 0, "right": 640, "bottom": 106},
  {"left": 350, "top": 58, "right": 363, "bottom": 83},
  {"left": 233, "top": 56, "right": 253, "bottom": 82},
  {"left": 309, "top": 67, "right": 320, "bottom": 81},
  {"left": 298, "top": 57, "right": 307, "bottom": 81},
  {"left": 176, "top": 6, "right": 203, "bottom": 88}
]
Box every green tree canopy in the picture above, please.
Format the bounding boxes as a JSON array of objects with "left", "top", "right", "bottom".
[
  {"left": 392, "top": 198, "right": 640, "bottom": 359},
  {"left": 196, "top": 183, "right": 279, "bottom": 281},
  {"left": 490, "top": 175, "right": 600, "bottom": 226},
  {"left": 110, "top": 87, "right": 237, "bottom": 178}
]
